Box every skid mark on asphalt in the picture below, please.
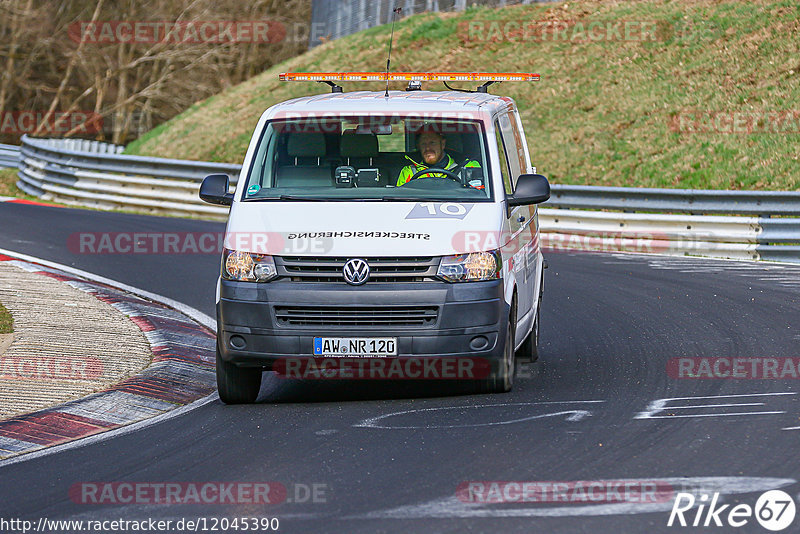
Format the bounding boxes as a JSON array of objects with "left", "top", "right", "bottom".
[
  {"left": 604, "top": 254, "right": 800, "bottom": 290},
  {"left": 354, "top": 400, "right": 604, "bottom": 429},
  {"left": 354, "top": 477, "right": 797, "bottom": 519}
]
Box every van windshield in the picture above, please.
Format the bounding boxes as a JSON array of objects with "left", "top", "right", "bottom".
[{"left": 241, "top": 116, "right": 492, "bottom": 202}]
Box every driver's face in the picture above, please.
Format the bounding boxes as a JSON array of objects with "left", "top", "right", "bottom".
[{"left": 417, "top": 132, "right": 445, "bottom": 165}]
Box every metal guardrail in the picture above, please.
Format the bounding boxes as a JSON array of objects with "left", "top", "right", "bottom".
[
  {"left": 12, "top": 136, "right": 800, "bottom": 263},
  {"left": 542, "top": 186, "right": 800, "bottom": 263},
  {"left": 0, "top": 144, "right": 20, "bottom": 169},
  {"left": 17, "top": 135, "right": 239, "bottom": 218},
  {"left": 548, "top": 185, "right": 800, "bottom": 216},
  {"left": 537, "top": 209, "right": 799, "bottom": 263}
]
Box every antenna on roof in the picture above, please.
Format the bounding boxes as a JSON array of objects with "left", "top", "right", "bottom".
[{"left": 384, "top": 6, "right": 402, "bottom": 98}]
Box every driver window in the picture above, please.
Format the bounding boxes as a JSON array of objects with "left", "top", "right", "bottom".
[{"left": 494, "top": 120, "right": 513, "bottom": 195}]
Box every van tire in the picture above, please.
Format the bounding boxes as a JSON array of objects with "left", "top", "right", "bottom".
[
  {"left": 476, "top": 320, "right": 515, "bottom": 394},
  {"left": 216, "top": 343, "right": 262, "bottom": 404},
  {"left": 516, "top": 296, "right": 540, "bottom": 363}
]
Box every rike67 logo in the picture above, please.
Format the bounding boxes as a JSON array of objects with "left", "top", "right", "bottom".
[{"left": 668, "top": 490, "right": 796, "bottom": 531}]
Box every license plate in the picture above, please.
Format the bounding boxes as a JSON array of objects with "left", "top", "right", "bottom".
[{"left": 313, "top": 337, "right": 397, "bottom": 357}]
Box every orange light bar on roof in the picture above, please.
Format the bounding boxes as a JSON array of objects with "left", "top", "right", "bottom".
[{"left": 279, "top": 72, "right": 540, "bottom": 82}]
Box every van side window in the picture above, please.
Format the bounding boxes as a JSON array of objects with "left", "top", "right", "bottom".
[
  {"left": 494, "top": 120, "right": 513, "bottom": 195},
  {"left": 498, "top": 112, "right": 525, "bottom": 189}
]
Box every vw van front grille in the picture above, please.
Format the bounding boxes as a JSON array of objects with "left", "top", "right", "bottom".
[
  {"left": 274, "top": 305, "right": 439, "bottom": 327},
  {"left": 276, "top": 256, "right": 440, "bottom": 283}
]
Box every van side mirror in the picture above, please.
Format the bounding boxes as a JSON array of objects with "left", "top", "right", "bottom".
[
  {"left": 199, "top": 174, "right": 234, "bottom": 206},
  {"left": 508, "top": 173, "right": 550, "bottom": 206}
]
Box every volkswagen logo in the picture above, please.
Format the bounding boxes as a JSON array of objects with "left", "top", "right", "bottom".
[{"left": 343, "top": 258, "right": 370, "bottom": 285}]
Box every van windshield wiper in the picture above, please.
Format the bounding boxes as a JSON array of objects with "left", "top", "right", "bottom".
[
  {"left": 278, "top": 195, "right": 426, "bottom": 202},
  {"left": 277, "top": 196, "right": 390, "bottom": 202},
  {"left": 253, "top": 195, "right": 444, "bottom": 202},
  {"left": 277, "top": 195, "right": 334, "bottom": 201}
]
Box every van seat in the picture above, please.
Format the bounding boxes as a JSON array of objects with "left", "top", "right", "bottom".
[{"left": 277, "top": 133, "right": 332, "bottom": 187}]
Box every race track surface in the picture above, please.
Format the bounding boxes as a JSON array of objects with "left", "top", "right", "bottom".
[{"left": 1, "top": 202, "right": 798, "bottom": 533}]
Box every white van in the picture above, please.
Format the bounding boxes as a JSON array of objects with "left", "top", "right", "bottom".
[{"left": 200, "top": 73, "right": 550, "bottom": 403}]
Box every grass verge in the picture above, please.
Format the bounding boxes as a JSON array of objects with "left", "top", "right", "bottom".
[
  {"left": 0, "top": 301, "right": 12, "bottom": 334},
  {"left": 124, "top": 0, "right": 800, "bottom": 190},
  {"left": 0, "top": 168, "right": 25, "bottom": 198}
]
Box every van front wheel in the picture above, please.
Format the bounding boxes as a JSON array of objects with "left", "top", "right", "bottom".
[
  {"left": 476, "top": 320, "right": 515, "bottom": 394},
  {"left": 516, "top": 296, "right": 540, "bottom": 363},
  {"left": 216, "top": 343, "right": 262, "bottom": 404}
]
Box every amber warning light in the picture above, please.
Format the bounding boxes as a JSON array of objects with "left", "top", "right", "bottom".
[{"left": 278, "top": 72, "right": 540, "bottom": 82}]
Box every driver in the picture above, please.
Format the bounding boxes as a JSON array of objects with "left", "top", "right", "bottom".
[{"left": 396, "top": 127, "right": 481, "bottom": 187}]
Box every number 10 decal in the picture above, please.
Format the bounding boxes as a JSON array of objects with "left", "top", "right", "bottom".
[{"left": 406, "top": 202, "right": 473, "bottom": 220}]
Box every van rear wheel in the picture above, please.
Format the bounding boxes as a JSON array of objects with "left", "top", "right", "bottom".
[
  {"left": 476, "top": 320, "right": 515, "bottom": 394},
  {"left": 216, "top": 343, "right": 262, "bottom": 404}
]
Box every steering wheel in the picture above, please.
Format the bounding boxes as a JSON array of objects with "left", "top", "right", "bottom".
[{"left": 407, "top": 167, "right": 463, "bottom": 184}]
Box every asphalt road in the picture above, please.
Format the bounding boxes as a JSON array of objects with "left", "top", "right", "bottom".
[{"left": 1, "top": 202, "right": 799, "bottom": 533}]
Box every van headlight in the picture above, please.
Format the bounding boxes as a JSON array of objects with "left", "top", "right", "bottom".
[
  {"left": 222, "top": 248, "right": 278, "bottom": 282},
  {"left": 437, "top": 250, "right": 502, "bottom": 282}
]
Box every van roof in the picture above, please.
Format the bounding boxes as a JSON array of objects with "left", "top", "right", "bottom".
[{"left": 267, "top": 90, "right": 515, "bottom": 117}]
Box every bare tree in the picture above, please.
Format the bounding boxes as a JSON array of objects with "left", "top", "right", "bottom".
[{"left": 0, "top": 0, "right": 311, "bottom": 144}]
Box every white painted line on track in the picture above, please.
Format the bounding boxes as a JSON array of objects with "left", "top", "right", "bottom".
[
  {"left": 635, "top": 392, "right": 795, "bottom": 420},
  {"left": 355, "top": 400, "right": 605, "bottom": 429},
  {"left": 665, "top": 403, "right": 768, "bottom": 409},
  {"left": 355, "top": 477, "right": 797, "bottom": 519},
  {"left": 637, "top": 411, "right": 785, "bottom": 419},
  {"left": 607, "top": 252, "right": 798, "bottom": 269},
  {"left": 0, "top": 247, "right": 218, "bottom": 469}
]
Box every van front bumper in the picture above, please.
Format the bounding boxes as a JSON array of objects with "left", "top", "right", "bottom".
[{"left": 216, "top": 279, "right": 509, "bottom": 370}]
